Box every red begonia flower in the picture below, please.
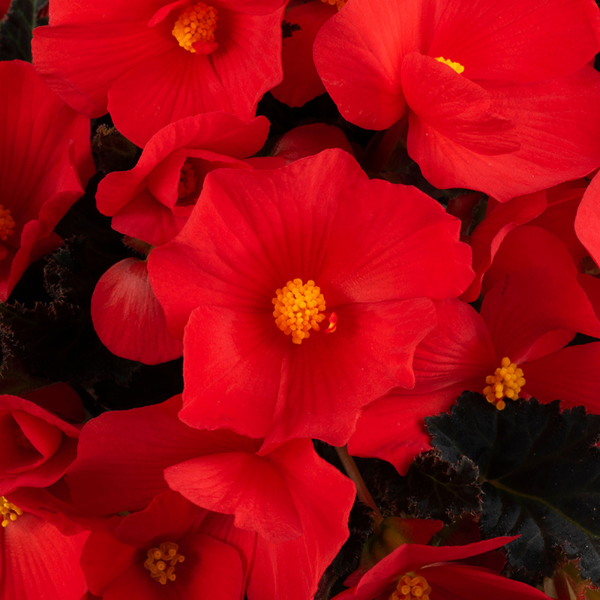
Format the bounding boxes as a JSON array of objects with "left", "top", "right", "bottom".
[
  {"left": 80, "top": 491, "right": 243, "bottom": 600},
  {"left": 314, "top": 0, "right": 600, "bottom": 200},
  {"left": 272, "top": 123, "right": 355, "bottom": 163},
  {"left": 0, "top": 496, "right": 88, "bottom": 600},
  {"left": 332, "top": 538, "right": 549, "bottom": 600},
  {"left": 0, "top": 60, "right": 93, "bottom": 302},
  {"left": 148, "top": 149, "right": 473, "bottom": 447},
  {"left": 32, "top": 0, "right": 286, "bottom": 147},
  {"left": 349, "top": 268, "right": 600, "bottom": 472},
  {"left": 65, "top": 396, "right": 355, "bottom": 600},
  {"left": 96, "top": 112, "right": 271, "bottom": 247},
  {"left": 271, "top": 0, "right": 337, "bottom": 107},
  {"left": 0, "top": 394, "right": 80, "bottom": 496}
]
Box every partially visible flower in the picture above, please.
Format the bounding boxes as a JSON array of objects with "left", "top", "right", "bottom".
[
  {"left": 33, "top": 0, "right": 287, "bottom": 147},
  {"left": 314, "top": 0, "right": 600, "bottom": 200},
  {"left": 80, "top": 491, "right": 244, "bottom": 600},
  {"left": 0, "top": 495, "right": 88, "bottom": 600},
  {"left": 0, "top": 393, "right": 81, "bottom": 496},
  {"left": 332, "top": 537, "right": 549, "bottom": 600},
  {"left": 0, "top": 60, "right": 93, "bottom": 302}
]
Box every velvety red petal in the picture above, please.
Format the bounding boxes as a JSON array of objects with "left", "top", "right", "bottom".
[
  {"left": 48, "top": 0, "right": 166, "bottom": 26},
  {"left": 314, "top": 0, "right": 440, "bottom": 129},
  {"left": 461, "top": 192, "right": 547, "bottom": 302},
  {"left": 575, "top": 171, "right": 600, "bottom": 268},
  {"left": 480, "top": 226, "right": 578, "bottom": 298},
  {"left": 409, "top": 67, "right": 600, "bottom": 200},
  {"left": 271, "top": 1, "right": 334, "bottom": 107},
  {"left": 402, "top": 53, "right": 520, "bottom": 155},
  {"left": 523, "top": 343, "right": 600, "bottom": 411},
  {"left": 481, "top": 268, "right": 600, "bottom": 363},
  {"left": 65, "top": 396, "right": 244, "bottom": 514},
  {"left": 1, "top": 512, "right": 88, "bottom": 600},
  {"left": 320, "top": 177, "right": 474, "bottom": 305},
  {"left": 91, "top": 258, "right": 183, "bottom": 365},
  {"left": 429, "top": 0, "right": 600, "bottom": 82},
  {"left": 348, "top": 386, "right": 465, "bottom": 475},
  {"left": 33, "top": 22, "right": 172, "bottom": 118},
  {"left": 165, "top": 452, "right": 303, "bottom": 542}
]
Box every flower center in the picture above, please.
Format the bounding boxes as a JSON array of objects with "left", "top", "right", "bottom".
[
  {"left": 144, "top": 541, "right": 185, "bottom": 585},
  {"left": 272, "top": 278, "right": 326, "bottom": 344},
  {"left": 390, "top": 573, "right": 431, "bottom": 600},
  {"left": 1, "top": 496, "right": 23, "bottom": 527},
  {"left": 0, "top": 205, "right": 16, "bottom": 241},
  {"left": 483, "top": 356, "right": 526, "bottom": 410},
  {"left": 435, "top": 56, "right": 465, "bottom": 74},
  {"left": 178, "top": 160, "right": 197, "bottom": 199},
  {"left": 172, "top": 2, "right": 218, "bottom": 53},
  {"left": 320, "top": 0, "right": 347, "bottom": 10}
]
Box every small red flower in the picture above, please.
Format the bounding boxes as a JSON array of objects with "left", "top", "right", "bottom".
[
  {"left": 33, "top": 0, "right": 287, "bottom": 147},
  {"left": 0, "top": 60, "right": 93, "bottom": 302},
  {"left": 148, "top": 149, "right": 474, "bottom": 447},
  {"left": 332, "top": 538, "right": 549, "bottom": 600}
]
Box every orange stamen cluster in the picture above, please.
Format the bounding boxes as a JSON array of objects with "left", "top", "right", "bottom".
[
  {"left": 390, "top": 573, "right": 431, "bottom": 600},
  {"left": 1, "top": 496, "right": 23, "bottom": 527},
  {"left": 0, "top": 204, "right": 16, "bottom": 241},
  {"left": 320, "top": 0, "right": 347, "bottom": 10},
  {"left": 272, "top": 279, "right": 326, "bottom": 344},
  {"left": 483, "top": 356, "right": 525, "bottom": 410},
  {"left": 144, "top": 541, "right": 185, "bottom": 585},
  {"left": 435, "top": 56, "right": 465, "bottom": 74},
  {"left": 178, "top": 161, "right": 197, "bottom": 198},
  {"left": 172, "top": 2, "right": 218, "bottom": 53}
]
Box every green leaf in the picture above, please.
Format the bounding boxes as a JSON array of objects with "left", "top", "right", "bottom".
[
  {"left": 426, "top": 392, "right": 600, "bottom": 584},
  {"left": 0, "top": 0, "right": 46, "bottom": 61}
]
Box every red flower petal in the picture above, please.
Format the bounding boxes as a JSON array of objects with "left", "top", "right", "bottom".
[
  {"left": 575, "top": 171, "right": 600, "bottom": 269},
  {"left": 91, "top": 258, "right": 183, "bottom": 365}
]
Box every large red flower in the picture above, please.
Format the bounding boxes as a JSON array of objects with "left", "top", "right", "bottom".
[
  {"left": 64, "top": 396, "right": 356, "bottom": 600},
  {"left": 314, "top": 0, "right": 600, "bottom": 200},
  {"left": 32, "top": 0, "right": 286, "bottom": 147},
  {"left": 0, "top": 60, "right": 93, "bottom": 302},
  {"left": 148, "top": 149, "right": 474, "bottom": 447}
]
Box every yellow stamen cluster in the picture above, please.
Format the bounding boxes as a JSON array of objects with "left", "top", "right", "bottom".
[
  {"left": 390, "top": 573, "right": 431, "bottom": 600},
  {"left": 320, "top": 0, "right": 347, "bottom": 10},
  {"left": 178, "top": 161, "right": 197, "bottom": 198},
  {"left": 272, "top": 278, "right": 326, "bottom": 344},
  {"left": 1, "top": 496, "right": 23, "bottom": 527},
  {"left": 0, "top": 204, "right": 16, "bottom": 241},
  {"left": 435, "top": 56, "right": 465, "bottom": 74},
  {"left": 144, "top": 541, "right": 185, "bottom": 585},
  {"left": 172, "top": 2, "right": 218, "bottom": 53},
  {"left": 483, "top": 356, "right": 526, "bottom": 410}
]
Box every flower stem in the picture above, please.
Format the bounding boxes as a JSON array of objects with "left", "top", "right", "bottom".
[{"left": 335, "top": 445, "right": 383, "bottom": 532}]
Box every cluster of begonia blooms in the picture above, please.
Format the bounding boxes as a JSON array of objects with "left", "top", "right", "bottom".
[{"left": 1, "top": 0, "right": 600, "bottom": 597}]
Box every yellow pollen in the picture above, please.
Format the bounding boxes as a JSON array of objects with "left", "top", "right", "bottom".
[
  {"left": 178, "top": 161, "right": 197, "bottom": 198},
  {"left": 272, "top": 278, "right": 327, "bottom": 345},
  {"left": 390, "top": 573, "right": 432, "bottom": 600},
  {"left": 483, "top": 356, "right": 526, "bottom": 411},
  {"left": 435, "top": 56, "right": 465, "bottom": 74},
  {"left": 1, "top": 496, "right": 23, "bottom": 528},
  {"left": 320, "top": 0, "right": 347, "bottom": 10},
  {"left": 144, "top": 541, "right": 185, "bottom": 585},
  {"left": 0, "top": 204, "right": 16, "bottom": 241},
  {"left": 172, "top": 2, "right": 218, "bottom": 53}
]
